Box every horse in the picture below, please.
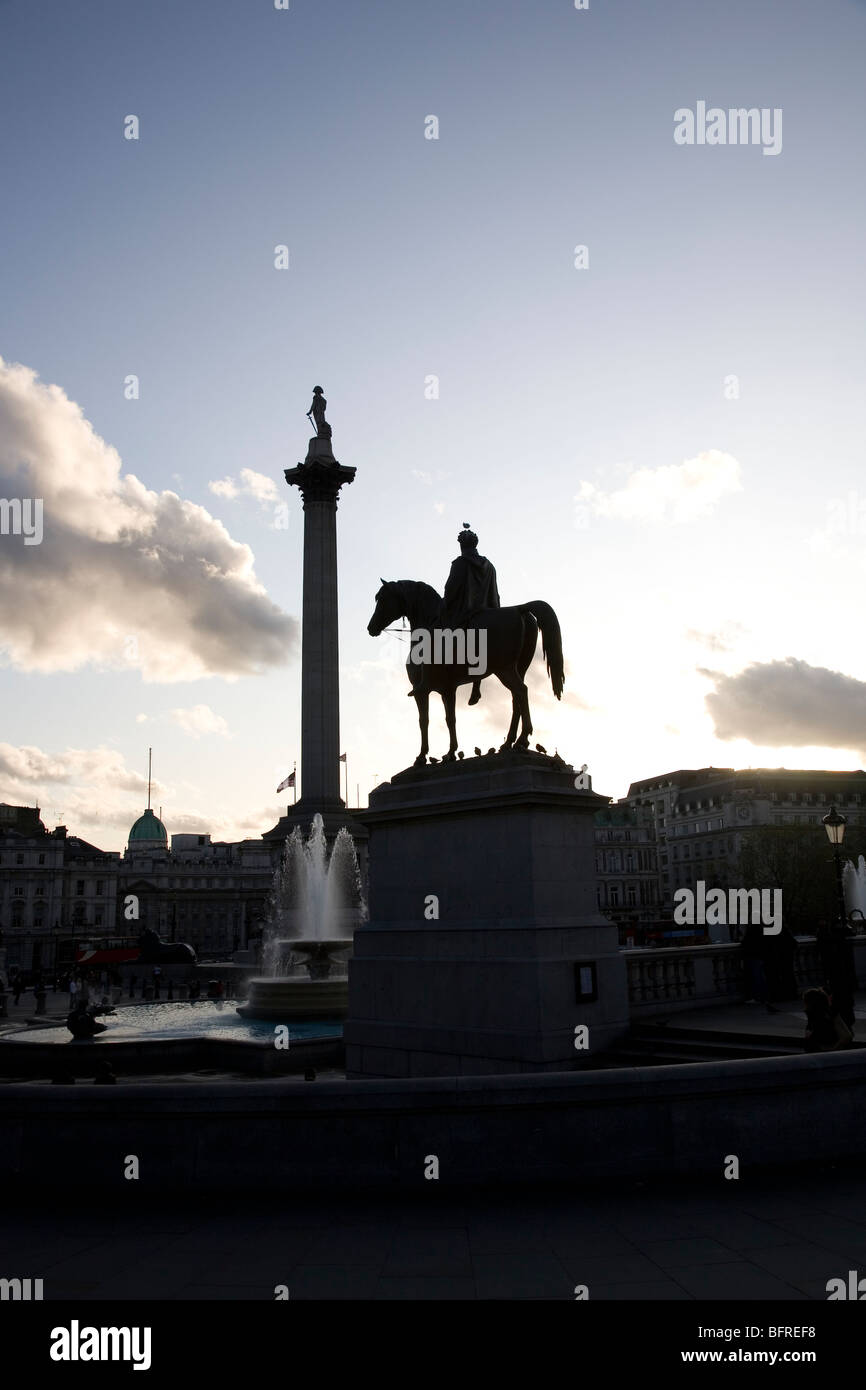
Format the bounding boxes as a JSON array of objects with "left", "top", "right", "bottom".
[{"left": 367, "top": 580, "right": 564, "bottom": 765}]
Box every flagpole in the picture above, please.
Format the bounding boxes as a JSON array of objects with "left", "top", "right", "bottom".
[{"left": 293, "top": 760, "right": 297, "bottom": 805}]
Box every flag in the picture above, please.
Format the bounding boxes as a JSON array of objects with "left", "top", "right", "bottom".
[
  {"left": 276, "top": 770, "right": 295, "bottom": 793},
  {"left": 339, "top": 752, "right": 347, "bottom": 763}
]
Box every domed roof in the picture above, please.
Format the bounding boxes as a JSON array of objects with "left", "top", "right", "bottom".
[{"left": 128, "top": 808, "right": 167, "bottom": 845}]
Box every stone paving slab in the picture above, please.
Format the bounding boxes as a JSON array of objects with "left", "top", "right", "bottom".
[{"left": 3, "top": 1167, "right": 858, "bottom": 1300}]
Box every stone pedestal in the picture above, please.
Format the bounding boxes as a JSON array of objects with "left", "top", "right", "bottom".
[{"left": 345, "top": 753, "right": 629, "bottom": 1078}]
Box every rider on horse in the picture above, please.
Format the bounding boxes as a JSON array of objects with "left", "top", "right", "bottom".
[{"left": 442, "top": 525, "right": 500, "bottom": 705}]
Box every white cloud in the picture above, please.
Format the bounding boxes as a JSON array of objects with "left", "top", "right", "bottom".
[
  {"left": 0, "top": 743, "right": 152, "bottom": 796},
  {"left": 0, "top": 358, "right": 296, "bottom": 680},
  {"left": 208, "top": 468, "right": 278, "bottom": 505},
  {"left": 0, "top": 740, "right": 271, "bottom": 847},
  {"left": 168, "top": 704, "right": 230, "bottom": 738},
  {"left": 576, "top": 450, "right": 742, "bottom": 525},
  {"left": 208, "top": 477, "right": 239, "bottom": 499}
]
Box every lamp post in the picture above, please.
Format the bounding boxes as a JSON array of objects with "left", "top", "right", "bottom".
[{"left": 822, "top": 806, "right": 848, "bottom": 932}]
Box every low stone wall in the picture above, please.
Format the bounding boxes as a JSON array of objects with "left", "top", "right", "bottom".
[
  {"left": 0, "top": 1033, "right": 342, "bottom": 1080},
  {"left": 2, "top": 1048, "right": 865, "bottom": 1190}
]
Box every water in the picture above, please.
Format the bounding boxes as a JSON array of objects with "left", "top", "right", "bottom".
[
  {"left": 263, "top": 813, "right": 364, "bottom": 974},
  {"left": 843, "top": 855, "right": 866, "bottom": 925},
  {"left": 8, "top": 1002, "right": 343, "bottom": 1045}
]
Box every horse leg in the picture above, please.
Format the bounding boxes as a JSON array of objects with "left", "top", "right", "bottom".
[
  {"left": 413, "top": 690, "right": 429, "bottom": 766},
  {"left": 441, "top": 687, "right": 458, "bottom": 760},
  {"left": 514, "top": 617, "right": 536, "bottom": 749},
  {"left": 515, "top": 683, "right": 532, "bottom": 749},
  {"left": 496, "top": 672, "right": 523, "bottom": 749}
]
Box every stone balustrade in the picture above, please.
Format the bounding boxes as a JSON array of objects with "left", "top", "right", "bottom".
[{"left": 626, "top": 936, "right": 866, "bottom": 1015}]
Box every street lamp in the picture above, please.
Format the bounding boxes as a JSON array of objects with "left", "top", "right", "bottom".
[{"left": 822, "top": 806, "right": 848, "bottom": 931}]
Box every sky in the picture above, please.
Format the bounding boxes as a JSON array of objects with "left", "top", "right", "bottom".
[{"left": 1, "top": 0, "right": 865, "bottom": 851}]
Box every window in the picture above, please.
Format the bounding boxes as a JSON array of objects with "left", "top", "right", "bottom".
[
  {"left": 16, "top": 853, "right": 24, "bottom": 865},
  {"left": 13, "top": 885, "right": 25, "bottom": 897},
  {"left": 96, "top": 880, "right": 104, "bottom": 896},
  {"left": 76, "top": 880, "right": 85, "bottom": 896},
  {"left": 626, "top": 885, "right": 637, "bottom": 907},
  {"left": 38, "top": 853, "right": 45, "bottom": 865},
  {"left": 609, "top": 887, "right": 620, "bottom": 907}
]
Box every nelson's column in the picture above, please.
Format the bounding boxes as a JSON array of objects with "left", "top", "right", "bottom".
[{"left": 265, "top": 389, "right": 365, "bottom": 845}]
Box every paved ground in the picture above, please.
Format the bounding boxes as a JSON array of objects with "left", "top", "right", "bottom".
[
  {"left": 661, "top": 992, "right": 866, "bottom": 1040},
  {"left": 2, "top": 1167, "right": 864, "bottom": 1301}
]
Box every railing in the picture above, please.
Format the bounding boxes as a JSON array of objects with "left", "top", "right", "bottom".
[{"left": 625, "top": 937, "right": 866, "bottom": 1015}]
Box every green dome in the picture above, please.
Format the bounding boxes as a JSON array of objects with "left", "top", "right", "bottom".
[{"left": 128, "top": 808, "right": 167, "bottom": 845}]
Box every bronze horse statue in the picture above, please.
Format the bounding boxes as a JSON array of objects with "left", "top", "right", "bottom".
[{"left": 367, "top": 580, "right": 564, "bottom": 765}]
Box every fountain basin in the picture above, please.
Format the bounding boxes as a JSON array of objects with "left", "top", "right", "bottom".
[
  {"left": 238, "top": 977, "right": 349, "bottom": 1021},
  {"left": 239, "top": 940, "right": 353, "bottom": 1019}
]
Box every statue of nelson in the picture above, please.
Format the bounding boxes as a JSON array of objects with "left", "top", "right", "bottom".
[{"left": 442, "top": 524, "right": 500, "bottom": 705}]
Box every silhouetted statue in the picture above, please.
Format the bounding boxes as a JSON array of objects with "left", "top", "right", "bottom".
[
  {"left": 66, "top": 1004, "right": 108, "bottom": 1040},
  {"left": 137, "top": 928, "right": 196, "bottom": 966},
  {"left": 307, "top": 386, "right": 332, "bottom": 440},
  {"left": 368, "top": 568, "right": 564, "bottom": 765},
  {"left": 442, "top": 525, "right": 500, "bottom": 706}
]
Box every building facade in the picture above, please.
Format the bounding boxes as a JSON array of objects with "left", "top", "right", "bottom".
[
  {"left": 0, "top": 803, "right": 277, "bottom": 975},
  {"left": 593, "top": 805, "right": 659, "bottom": 942},
  {"left": 623, "top": 767, "right": 866, "bottom": 917},
  {"left": 0, "top": 804, "right": 120, "bottom": 976}
]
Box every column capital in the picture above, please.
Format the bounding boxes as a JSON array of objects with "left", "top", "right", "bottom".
[{"left": 284, "top": 455, "right": 356, "bottom": 507}]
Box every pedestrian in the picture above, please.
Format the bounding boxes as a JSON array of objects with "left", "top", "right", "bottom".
[
  {"left": 68, "top": 976, "right": 78, "bottom": 1007},
  {"left": 740, "top": 923, "right": 769, "bottom": 1004},
  {"left": 12, "top": 975, "right": 23, "bottom": 1005},
  {"left": 804, "top": 987, "right": 853, "bottom": 1052},
  {"left": 764, "top": 924, "right": 798, "bottom": 1002},
  {"left": 129, "top": 974, "right": 137, "bottom": 998}
]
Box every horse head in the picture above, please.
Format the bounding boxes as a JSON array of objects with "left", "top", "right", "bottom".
[{"left": 368, "top": 580, "right": 405, "bottom": 636}]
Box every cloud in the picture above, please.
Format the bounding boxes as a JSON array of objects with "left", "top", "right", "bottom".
[
  {"left": 0, "top": 739, "right": 271, "bottom": 847},
  {"left": 168, "top": 704, "right": 230, "bottom": 738},
  {"left": 686, "top": 622, "right": 747, "bottom": 654},
  {"left": 208, "top": 468, "right": 278, "bottom": 504},
  {"left": 703, "top": 657, "right": 866, "bottom": 752},
  {"left": 576, "top": 450, "right": 742, "bottom": 525},
  {"left": 209, "top": 477, "right": 239, "bottom": 499},
  {"left": 0, "top": 358, "right": 296, "bottom": 681},
  {"left": 0, "top": 742, "right": 153, "bottom": 796}
]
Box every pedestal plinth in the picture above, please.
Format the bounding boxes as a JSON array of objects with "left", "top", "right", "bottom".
[{"left": 345, "top": 753, "right": 629, "bottom": 1078}]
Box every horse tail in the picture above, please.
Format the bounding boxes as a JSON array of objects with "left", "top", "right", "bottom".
[{"left": 517, "top": 601, "right": 564, "bottom": 699}]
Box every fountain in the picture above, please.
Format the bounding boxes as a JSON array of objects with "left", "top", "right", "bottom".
[{"left": 239, "top": 814, "right": 365, "bottom": 1020}]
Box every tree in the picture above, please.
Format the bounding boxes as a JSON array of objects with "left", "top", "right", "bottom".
[{"left": 736, "top": 823, "right": 866, "bottom": 933}]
